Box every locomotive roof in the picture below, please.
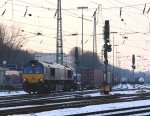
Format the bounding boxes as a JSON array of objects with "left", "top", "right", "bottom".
[
  {"left": 39, "top": 61, "right": 73, "bottom": 70},
  {"left": 24, "top": 60, "right": 73, "bottom": 70}
]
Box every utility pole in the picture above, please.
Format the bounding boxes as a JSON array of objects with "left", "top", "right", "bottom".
[
  {"left": 114, "top": 45, "right": 119, "bottom": 68},
  {"left": 93, "top": 10, "right": 97, "bottom": 66},
  {"left": 111, "top": 32, "right": 117, "bottom": 82},
  {"left": 77, "top": 6, "right": 88, "bottom": 68},
  {"left": 114, "top": 45, "right": 119, "bottom": 67},
  {"left": 117, "top": 52, "right": 121, "bottom": 67},
  {"left": 101, "top": 48, "right": 104, "bottom": 69},
  {"left": 116, "top": 52, "right": 120, "bottom": 68},
  {"left": 56, "top": 0, "right": 63, "bottom": 64},
  {"left": 92, "top": 9, "right": 97, "bottom": 88}
]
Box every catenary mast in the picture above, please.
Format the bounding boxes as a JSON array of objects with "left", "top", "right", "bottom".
[{"left": 56, "top": 0, "right": 63, "bottom": 64}]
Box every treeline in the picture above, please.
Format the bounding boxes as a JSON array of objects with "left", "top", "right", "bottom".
[
  {"left": 69, "top": 47, "right": 103, "bottom": 69},
  {"left": 0, "top": 24, "right": 34, "bottom": 65},
  {"left": 68, "top": 47, "right": 146, "bottom": 82}
]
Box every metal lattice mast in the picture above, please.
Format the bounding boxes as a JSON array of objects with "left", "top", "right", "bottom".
[
  {"left": 56, "top": 0, "right": 63, "bottom": 64},
  {"left": 93, "top": 10, "right": 97, "bottom": 68},
  {"left": 92, "top": 10, "right": 97, "bottom": 88}
]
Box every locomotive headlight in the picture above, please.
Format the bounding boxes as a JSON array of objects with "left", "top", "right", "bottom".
[
  {"left": 40, "top": 78, "right": 43, "bottom": 82},
  {"left": 23, "top": 79, "right": 26, "bottom": 82}
]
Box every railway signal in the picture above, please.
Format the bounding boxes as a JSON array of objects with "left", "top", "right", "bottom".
[
  {"left": 132, "top": 54, "right": 136, "bottom": 88},
  {"left": 100, "top": 20, "right": 112, "bottom": 94},
  {"left": 75, "top": 47, "right": 79, "bottom": 65},
  {"left": 132, "top": 54, "right": 136, "bottom": 69},
  {"left": 104, "top": 43, "right": 112, "bottom": 52},
  {"left": 104, "top": 20, "right": 110, "bottom": 41},
  {"left": 74, "top": 47, "right": 81, "bottom": 90}
]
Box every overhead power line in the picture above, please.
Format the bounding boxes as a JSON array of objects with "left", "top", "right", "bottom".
[{"left": 0, "top": 0, "right": 9, "bottom": 8}]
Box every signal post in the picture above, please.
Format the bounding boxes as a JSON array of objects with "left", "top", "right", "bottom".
[
  {"left": 132, "top": 54, "right": 136, "bottom": 88},
  {"left": 100, "top": 20, "right": 112, "bottom": 94}
]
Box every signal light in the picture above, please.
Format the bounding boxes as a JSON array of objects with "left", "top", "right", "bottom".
[
  {"left": 104, "top": 20, "right": 110, "bottom": 40},
  {"left": 104, "top": 44, "right": 112, "bottom": 52},
  {"left": 132, "top": 65, "right": 136, "bottom": 69},
  {"left": 104, "top": 60, "right": 108, "bottom": 65},
  {"left": 107, "top": 44, "right": 112, "bottom": 52},
  {"left": 75, "top": 47, "right": 79, "bottom": 65},
  {"left": 132, "top": 54, "right": 135, "bottom": 65}
]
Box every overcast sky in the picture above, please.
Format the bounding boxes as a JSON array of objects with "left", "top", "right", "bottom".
[{"left": 0, "top": 0, "right": 150, "bottom": 71}]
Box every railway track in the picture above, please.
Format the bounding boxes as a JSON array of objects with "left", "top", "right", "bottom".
[
  {"left": 0, "top": 89, "right": 100, "bottom": 100},
  {"left": 0, "top": 87, "right": 144, "bottom": 102},
  {"left": 0, "top": 90, "right": 145, "bottom": 108},
  {"left": 0, "top": 92, "right": 150, "bottom": 115},
  {"left": 0, "top": 89, "right": 101, "bottom": 108},
  {"left": 66, "top": 105, "right": 150, "bottom": 116}
]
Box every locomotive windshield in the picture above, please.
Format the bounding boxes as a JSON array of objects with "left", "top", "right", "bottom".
[
  {"left": 23, "top": 67, "right": 33, "bottom": 73},
  {"left": 23, "top": 66, "right": 43, "bottom": 74},
  {"left": 34, "top": 66, "right": 43, "bottom": 73}
]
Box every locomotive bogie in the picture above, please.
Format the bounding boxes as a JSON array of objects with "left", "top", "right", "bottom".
[{"left": 22, "top": 81, "right": 48, "bottom": 94}]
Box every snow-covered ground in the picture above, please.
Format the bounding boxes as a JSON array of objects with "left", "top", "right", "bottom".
[
  {"left": 0, "top": 84, "right": 150, "bottom": 116},
  {"left": 0, "top": 83, "right": 148, "bottom": 97},
  {"left": 13, "top": 100, "right": 150, "bottom": 116},
  {"left": 0, "top": 91, "right": 26, "bottom": 96}
]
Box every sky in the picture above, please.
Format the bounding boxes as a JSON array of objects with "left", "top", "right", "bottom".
[{"left": 0, "top": 0, "right": 150, "bottom": 71}]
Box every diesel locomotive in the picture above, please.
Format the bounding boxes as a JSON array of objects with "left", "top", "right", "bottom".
[{"left": 22, "top": 60, "right": 76, "bottom": 94}]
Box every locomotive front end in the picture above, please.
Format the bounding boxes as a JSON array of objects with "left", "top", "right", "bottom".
[{"left": 22, "top": 60, "right": 45, "bottom": 94}]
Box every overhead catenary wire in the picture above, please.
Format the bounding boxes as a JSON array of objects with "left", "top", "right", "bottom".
[
  {"left": 105, "top": 1, "right": 149, "bottom": 30},
  {"left": 0, "top": 0, "right": 150, "bottom": 11},
  {"left": 1, "top": 0, "right": 150, "bottom": 55},
  {"left": 0, "top": 0, "right": 9, "bottom": 8},
  {"left": 1, "top": 9, "right": 6, "bottom": 16},
  {"left": 0, "top": 0, "right": 149, "bottom": 25}
]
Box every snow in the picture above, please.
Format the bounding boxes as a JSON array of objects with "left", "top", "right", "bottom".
[
  {"left": 0, "top": 91, "right": 26, "bottom": 96},
  {"left": 12, "top": 100, "right": 150, "bottom": 116},
  {"left": 0, "top": 84, "right": 150, "bottom": 116}
]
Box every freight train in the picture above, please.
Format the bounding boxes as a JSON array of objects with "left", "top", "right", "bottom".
[{"left": 22, "top": 60, "right": 76, "bottom": 94}]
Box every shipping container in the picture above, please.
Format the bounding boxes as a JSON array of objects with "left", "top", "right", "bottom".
[
  {"left": 93, "top": 69, "right": 103, "bottom": 88},
  {"left": 80, "top": 69, "right": 103, "bottom": 89}
]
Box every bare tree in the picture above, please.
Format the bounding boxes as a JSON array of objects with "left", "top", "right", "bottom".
[{"left": 0, "top": 24, "right": 33, "bottom": 65}]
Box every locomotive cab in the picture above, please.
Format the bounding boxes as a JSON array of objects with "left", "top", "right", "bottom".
[{"left": 22, "top": 60, "right": 46, "bottom": 93}]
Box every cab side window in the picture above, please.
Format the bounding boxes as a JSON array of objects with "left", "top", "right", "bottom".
[
  {"left": 46, "top": 67, "right": 48, "bottom": 74},
  {"left": 51, "top": 68, "right": 55, "bottom": 77},
  {"left": 67, "top": 70, "right": 72, "bottom": 78}
]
